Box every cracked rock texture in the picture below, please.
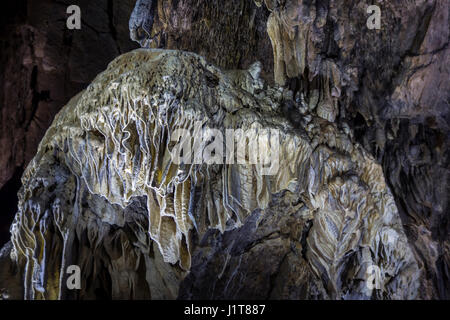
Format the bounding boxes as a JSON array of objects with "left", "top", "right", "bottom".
[{"left": 0, "top": 0, "right": 448, "bottom": 300}]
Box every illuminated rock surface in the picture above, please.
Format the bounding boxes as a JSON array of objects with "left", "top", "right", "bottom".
[
  {"left": 0, "top": 0, "right": 448, "bottom": 300},
  {"left": 1, "top": 48, "right": 419, "bottom": 299}
]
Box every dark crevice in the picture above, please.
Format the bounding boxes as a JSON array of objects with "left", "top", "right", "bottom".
[
  {"left": 266, "top": 252, "right": 289, "bottom": 299},
  {"left": 0, "top": 167, "right": 23, "bottom": 248},
  {"left": 107, "top": 0, "right": 121, "bottom": 54},
  {"left": 300, "top": 219, "right": 313, "bottom": 260}
]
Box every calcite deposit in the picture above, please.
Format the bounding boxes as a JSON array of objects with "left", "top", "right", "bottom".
[{"left": 0, "top": 48, "right": 419, "bottom": 299}]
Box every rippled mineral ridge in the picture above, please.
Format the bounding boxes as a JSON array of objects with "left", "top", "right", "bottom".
[{"left": 0, "top": 47, "right": 421, "bottom": 300}]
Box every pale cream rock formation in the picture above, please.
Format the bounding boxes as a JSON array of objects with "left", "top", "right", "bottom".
[{"left": 2, "top": 48, "right": 420, "bottom": 299}]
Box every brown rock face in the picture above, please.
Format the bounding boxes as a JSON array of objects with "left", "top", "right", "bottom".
[{"left": 130, "top": 0, "right": 275, "bottom": 80}]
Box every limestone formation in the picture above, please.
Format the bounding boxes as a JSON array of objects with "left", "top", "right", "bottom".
[
  {"left": 260, "top": 0, "right": 449, "bottom": 298},
  {"left": 0, "top": 0, "right": 139, "bottom": 246},
  {"left": 130, "top": 0, "right": 157, "bottom": 47},
  {"left": 0, "top": 0, "right": 447, "bottom": 300},
  {"left": 0, "top": 48, "right": 419, "bottom": 299},
  {"left": 125, "top": 0, "right": 449, "bottom": 298}
]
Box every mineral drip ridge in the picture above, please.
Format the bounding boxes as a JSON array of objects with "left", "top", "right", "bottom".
[{"left": 0, "top": 48, "right": 420, "bottom": 299}]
